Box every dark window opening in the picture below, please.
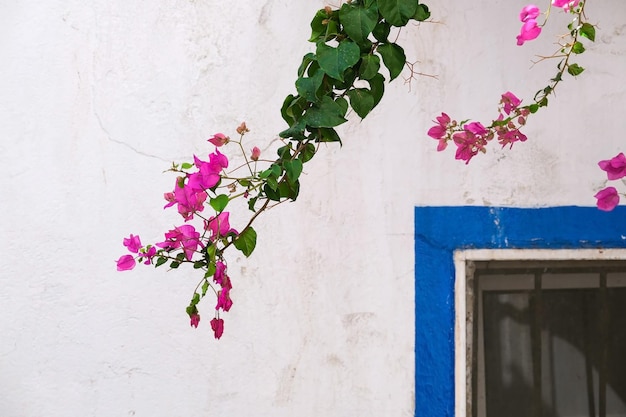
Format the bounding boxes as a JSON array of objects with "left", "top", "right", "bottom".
[{"left": 470, "top": 261, "right": 626, "bottom": 417}]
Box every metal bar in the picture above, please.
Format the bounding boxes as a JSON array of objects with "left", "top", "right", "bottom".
[
  {"left": 583, "top": 290, "right": 596, "bottom": 417},
  {"left": 599, "top": 271, "right": 608, "bottom": 417},
  {"left": 530, "top": 272, "right": 543, "bottom": 417}
]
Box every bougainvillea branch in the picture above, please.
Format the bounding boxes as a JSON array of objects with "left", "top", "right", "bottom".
[
  {"left": 427, "top": 0, "right": 595, "bottom": 163},
  {"left": 116, "top": 0, "right": 432, "bottom": 339}
]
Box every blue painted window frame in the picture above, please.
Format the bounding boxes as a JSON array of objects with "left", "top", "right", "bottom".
[{"left": 414, "top": 206, "right": 626, "bottom": 417}]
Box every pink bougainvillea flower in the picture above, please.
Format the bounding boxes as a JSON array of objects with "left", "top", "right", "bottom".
[
  {"left": 250, "top": 146, "right": 261, "bottom": 161},
  {"left": 139, "top": 246, "right": 157, "bottom": 265},
  {"left": 205, "top": 212, "right": 237, "bottom": 240},
  {"left": 428, "top": 112, "right": 451, "bottom": 151},
  {"left": 464, "top": 121, "right": 488, "bottom": 136},
  {"left": 116, "top": 254, "right": 136, "bottom": 271},
  {"left": 595, "top": 187, "right": 620, "bottom": 211},
  {"left": 207, "top": 133, "right": 229, "bottom": 147},
  {"left": 453, "top": 131, "right": 479, "bottom": 164},
  {"left": 598, "top": 153, "right": 626, "bottom": 180},
  {"left": 552, "top": 0, "right": 580, "bottom": 12},
  {"left": 497, "top": 128, "right": 528, "bottom": 149},
  {"left": 156, "top": 225, "right": 203, "bottom": 261},
  {"left": 173, "top": 183, "right": 208, "bottom": 221},
  {"left": 501, "top": 91, "right": 522, "bottom": 115},
  {"left": 519, "top": 5, "right": 540, "bottom": 22},
  {"left": 123, "top": 234, "right": 142, "bottom": 253},
  {"left": 190, "top": 313, "right": 200, "bottom": 328},
  {"left": 517, "top": 19, "right": 542, "bottom": 45},
  {"left": 211, "top": 317, "right": 224, "bottom": 339},
  {"left": 216, "top": 288, "right": 233, "bottom": 312}
]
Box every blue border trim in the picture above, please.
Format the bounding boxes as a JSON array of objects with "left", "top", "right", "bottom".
[{"left": 414, "top": 206, "right": 626, "bottom": 417}]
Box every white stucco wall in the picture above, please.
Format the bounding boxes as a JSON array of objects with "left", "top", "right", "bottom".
[{"left": 1, "top": 1, "right": 624, "bottom": 416}]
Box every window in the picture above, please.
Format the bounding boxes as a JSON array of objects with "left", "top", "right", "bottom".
[{"left": 463, "top": 256, "right": 626, "bottom": 417}]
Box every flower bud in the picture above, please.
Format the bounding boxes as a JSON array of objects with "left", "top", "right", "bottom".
[{"left": 251, "top": 146, "right": 261, "bottom": 161}]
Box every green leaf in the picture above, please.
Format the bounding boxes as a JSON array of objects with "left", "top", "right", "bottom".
[
  {"left": 316, "top": 41, "right": 361, "bottom": 81},
  {"left": 359, "top": 54, "right": 381, "bottom": 80},
  {"left": 181, "top": 162, "right": 193, "bottom": 170},
  {"left": 317, "top": 127, "right": 342, "bottom": 143},
  {"left": 567, "top": 63, "right": 585, "bottom": 76},
  {"left": 299, "top": 143, "right": 317, "bottom": 163},
  {"left": 209, "top": 194, "right": 229, "bottom": 212},
  {"left": 372, "top": 20, "right": 391, "bottom": 42},
  {"left": 266, "top": 175, "right": 279, "bottom": 191},
  {"left": 580, "top": 22, "right": 595, "bottom": 42},
  {"left": 278, "top": 180, "right": 300, "bottom": 200},
  {"left": 304, "top": 95, "right": 348, "bottom": 128},
  {"left": 529, "top": 104, "right": 539, "bottom": 114},
  {"left": 377, "top": 43, "right": 405, "bottom": 80},
  {"left": 347, "top": 88, "right": 375, "bottom": 118},
  {"left": 298, "top": 53, "right": 317, "bottom": 77},
  {"left": 234, "top": 227, "right": 257, "bottom": 257},
  {"left": 377, "top": 0, "right": 418, "bottom": 27},
  {"left": 155, "top": 257, "right": 167, "bottom": 268},
  {"left": 571, "top": 41, "right": 585, "bottom": 54},
  {"left": 264, "top": 183, "right": 280, "bottom": 201},
  {"left": 170, "top": 261, "right": 180, "bottom": 269},
  {"left": 295, "top": 70, "right": 325, "bottom": 103},
  {"left": 309, "top": 9, "right": 329, "bottom": 42},
  {"left": 279, "top": 118, "right": 307, "bottom": 140},
  {"left": 368, "top": 73, "right": 385, "bottom": 108},
  {"left": 284, "top": 159, "right": 303, "bottom": 183},
  {"left": 412, "top": 3, "right": 430, "bottom": 21},
  {"left": 338, "top": 3, "right": 379, "bottom": 44},
  {"left": 280, "top": 94, "right": 307, "bottom": 126},
  {"left": 201, "top": 280, "right": 210, "bottom": 297}
]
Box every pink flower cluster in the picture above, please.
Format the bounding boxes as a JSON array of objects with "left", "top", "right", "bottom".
[
  {"left": 516, "top": 1, "right": 581, "bottom": 46},
  {"left": 115, "top": 133, "right": 242, "bottom": 340},
  {"left": 427, "top": 92, "right": 528, "bottom": 163},
  {"left": 517, "top": 5, "right": 541, "bottom": 46},
  {"left": 595, "top": 153, "right": 626, "bottom": 211}
]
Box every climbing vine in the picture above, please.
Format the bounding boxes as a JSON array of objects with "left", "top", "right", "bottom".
[{"left": 116, "top": 0, "right": 431, "bottom": 339}]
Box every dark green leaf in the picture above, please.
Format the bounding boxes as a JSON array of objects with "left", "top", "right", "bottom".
[
  {"left": 316, "top": 41, "right": 361, "bottom": 81},
  {"left": 571, "top": 41, "right": 585, "bottom": 54},
  {"left": 299, "top": 143, "right": 317, "bottom": 163},
  {"left": 284, "top": 159, "right": 303, "bottom": 183},
  {"left": 155, "top": 256, "right": 167, "bottom": 268},
  {"left": 170, "top": 261, "right": 180, "bottom": 269},
  {"left": 372, "top": 20, "right": 391, "bottom": 42},
  {"left": 412, "top": 3, "right": 430, "bottom": 21},
  {"left": 368, "top": 73, "right": 386, "bottom": 108},
  {"left": 234, "top": 227, "right": 257, "bottom": 257},
  {"left": 347, "top": 88, "right": 375, "bottom": 118},
  {"left": 264, "top": 183, "right": 280, "bottom": 201},
  {"left": 209, "top": 194, "right": 229, "bottom": 212},
  {"left": 339, "top": 3, "right": 379, "bottom": 44},
  {"left": 278, "top": 180, "right": 300, "bottom": 201},
  {"left": 377, "top": 0, "right": 418, "bottom": 27},
  {"left": 304, "top": 95, "right": 348, "bottom": 128},
  {"left": 279, "top": 118, "right": 307, "bottom": 140},
  {"left": 580, "top": 22, "right": 595, "bottom": 42},
  {"left": 359, "top": 54, "right": 381, "bottom": 80},
  {"left": 529, "top": 104, "right": 539, "bottom": 114},
  {"left": 193, "top": 261, "right": 204, "bottom": 269},
  {"left": 309, "top": 9, "right": 329, "bottom": 42},
  {"left": 317, "top": 127, "right": 342, "bottom": 143},
  {"left": 377, "top": 43, "right": 405, "bottom": 80},
  {"left": 567, "top": 63, "right": 585, "bottom": 76},
  {"left": 295, "top": 70, "right": 325, "bottom": 103},
  {"left": 298, "top": 53, "right": 317, "bottom": 77}
]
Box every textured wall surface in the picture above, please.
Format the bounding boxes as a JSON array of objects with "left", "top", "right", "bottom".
[{"left": 1, "top": 1, "right": 625, "bottom": 416}]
